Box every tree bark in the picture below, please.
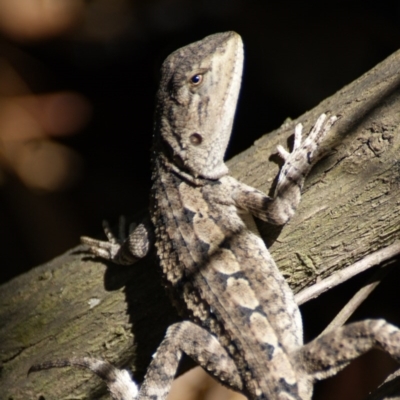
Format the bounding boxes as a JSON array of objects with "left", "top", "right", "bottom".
[{"left": 2, "top": 47, "right": 400, "bottom": 400}]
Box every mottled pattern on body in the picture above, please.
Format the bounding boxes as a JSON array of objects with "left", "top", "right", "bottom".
[
  {"left": 151, "top": 158, "right": 303, "bottom": 398},
  {"left": 30, "top": 31, "right": 400, "bottom": 400}
]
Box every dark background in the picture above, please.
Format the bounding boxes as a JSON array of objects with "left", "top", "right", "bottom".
[{"left": 1, "top": 1, "right": 400, "bottom": 399}]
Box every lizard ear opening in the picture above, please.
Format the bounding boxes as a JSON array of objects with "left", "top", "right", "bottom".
[{"left": 190, "top": 133, "right": 203, "bottom": 145}]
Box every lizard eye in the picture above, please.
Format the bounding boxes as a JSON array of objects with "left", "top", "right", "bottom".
[
  {"left": 190, "top": 74, "right": 203, "bottom": 85},
  {"left": 190, "top": 133, "right": 203, "bottom": 145}
]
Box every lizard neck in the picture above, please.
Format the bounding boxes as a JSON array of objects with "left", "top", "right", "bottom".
[{"left": 152, "top": 147, "right": 220, "bottom": 187}]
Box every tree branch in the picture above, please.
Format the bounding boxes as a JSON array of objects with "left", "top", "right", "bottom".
[{"left": 295, "top": 242, "right": 400, "bottom": 305}]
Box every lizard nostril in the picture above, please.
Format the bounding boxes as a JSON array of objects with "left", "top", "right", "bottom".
[{"left": 190, "top": 133, "right": 203, "bottom": 145}]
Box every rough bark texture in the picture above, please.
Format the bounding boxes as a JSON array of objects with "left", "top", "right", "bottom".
[{"left": 2, "top": 48, "right": 400, "bottom": 400}]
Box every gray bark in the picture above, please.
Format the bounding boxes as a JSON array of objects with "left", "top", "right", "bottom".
[{"left": 2, "top": 47, "right": 400, "bottom": 400}]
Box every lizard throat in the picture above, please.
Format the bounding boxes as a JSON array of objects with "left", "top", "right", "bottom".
[{"left": 155, "top": 151, "right": 220, "bottom": 186}]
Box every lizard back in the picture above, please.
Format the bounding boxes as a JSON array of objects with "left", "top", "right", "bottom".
[{"left": 150, "top": 157, "right": 304, "bottom": 399}]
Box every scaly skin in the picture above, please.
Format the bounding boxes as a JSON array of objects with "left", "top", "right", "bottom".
[{"left": 30, "top": 32, "right": 400, "bottom": 400}]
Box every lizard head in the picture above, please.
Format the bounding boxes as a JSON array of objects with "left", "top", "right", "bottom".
[{"left": 154, "top": 31, "right": 243, "bottom": 180}]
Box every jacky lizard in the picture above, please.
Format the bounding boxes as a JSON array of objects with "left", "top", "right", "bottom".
[{"left": 30, "top": 31, "right": 400, "bottom": 400}]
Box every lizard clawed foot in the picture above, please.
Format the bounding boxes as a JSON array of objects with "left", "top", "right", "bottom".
[
  {"left": 300, "top": 113, "right": 338, "bottom": 161},
  {"left": 275, "top": 113, "right": 338, "bottom": 189},
  {"left": 29, "top": 357, "right": 138, "bottom": 400},
  {"left": 81, "top": 216, "right": 138, "bottom": 263},
  {"left": 277, "top": 113, "right": 338, "bottom": 165}
]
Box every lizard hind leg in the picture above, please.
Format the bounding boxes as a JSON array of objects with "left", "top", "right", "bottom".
[
  {"left": 29, "top": 321, "right": 242, "bottom": 400},
  {"left": 295, "top": 319, "right": 400, "bottom": 382},
  {"left": 139, "top": 321, "right": 242, "bottom": 400}
]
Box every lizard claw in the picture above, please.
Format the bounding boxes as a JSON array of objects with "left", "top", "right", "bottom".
[
  {"left": 81, "top": 216, "right": 148, "bottom": 265},
  {"left": 81, "top": 216, "right": 130, "bottom": 261},
  {"left": 274, "top": 113, "right": 338, "bottom": 205},
  {"left": 301, "top": 113, "right": 338, "bottom": 160},
  {"left": 103, "top": 219, "right": 119, "bottom": 243},
  {"left": 103, "top": 216, "right": 129, "bottom": 243},
  {"left": 276, "top": 144, "right": 291, "bottom": 161},
  {"left": 276, "top": 121, "right": 304, "bottom": 161},
  {"left": 279, "top": 113, "right": 337, "bottom": 167},
  {"left": 81, "top": 235, "right": 123, "bottom": 260},
  {"left": 293, "top": 121, "right": 303, "bottom": 150},
  {"left": 276, "top": 113, "right": 338, "bottom": 165}
]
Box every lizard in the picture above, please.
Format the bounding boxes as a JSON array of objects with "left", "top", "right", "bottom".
[{"left": 30, "top": 31, "right": 400, "bottom": 400}]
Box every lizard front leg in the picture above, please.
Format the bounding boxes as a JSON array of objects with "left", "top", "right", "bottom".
[
  {"left": 232, "top": 113, "right": 337, "bottom": 225},
  {"left": 294, "top": 319, "right": 400, "bottom": 382},
  {"left": 30, "top": 321, "right": 242, "bottom": 400},
  {"left": 81, "top": 216, "right": 153, "bottom": 265}
]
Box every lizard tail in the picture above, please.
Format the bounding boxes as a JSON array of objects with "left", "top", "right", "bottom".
[{"left": 29, "top": 357, "right": 139, "bottom": 400}]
